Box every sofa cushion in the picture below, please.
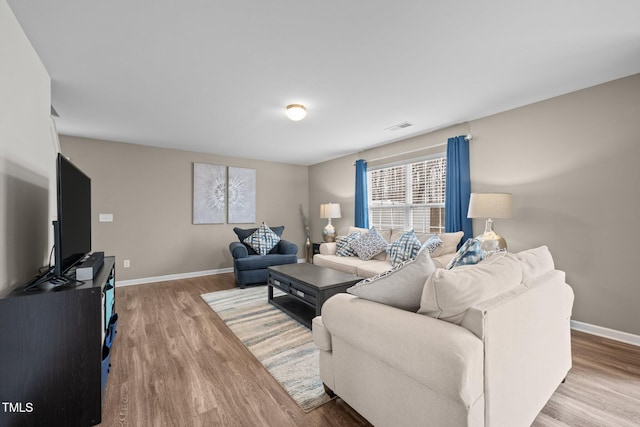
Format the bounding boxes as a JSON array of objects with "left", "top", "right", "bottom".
[
  {"left": 313, "top": 254, "right": 366, "bottom": 275},
  {"left": 242, "top": 223, "right": 281, "bottom": 255},
  {"left": 234, "top": 253, "right": 298, "bottom": 271},
  {"left": 351, "top": 226, "right": 389, "bottom": 261},
  {"left": 347, "top": 249, "right": 437, "bottom": 311},
  {"left": 388, "top": 230, "right": 422, "bottom": 267},
  {"left": 349, "top": 226, "right": 391, "bottom": 242},
  {"left": 234, "top": 225, "right": 284, "bottom": 255},
  {"left": 355, "top": 259, "right": 394, "bottom": 278},
  {"left": 418, "top": 252, "right": 522, "bottom": 324},
  {"left": 516, "top": 245, "right": 555, "bottom": 285},
  {"left": 336, "top": 232, "right": 360, "bottom": 257},
  {"left": 431, "top": 231, "right": 464, "bottom": 257}
]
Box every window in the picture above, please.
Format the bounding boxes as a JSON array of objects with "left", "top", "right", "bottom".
[{"left": 368, "top": 156, "right": 446, "bottom": 233}]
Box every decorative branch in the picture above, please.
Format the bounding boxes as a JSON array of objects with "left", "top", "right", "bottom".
[{"left": 299, "top": 204, "right": 310, "bottom": 238}]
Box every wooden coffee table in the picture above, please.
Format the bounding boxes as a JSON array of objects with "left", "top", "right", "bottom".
[{"left": 267, "top": 263, "right": 361, "bottom": 328}]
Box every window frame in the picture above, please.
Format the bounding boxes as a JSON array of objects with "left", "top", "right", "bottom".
[{"left": 367, "top": 153, "right": 446, "bottom": 233}]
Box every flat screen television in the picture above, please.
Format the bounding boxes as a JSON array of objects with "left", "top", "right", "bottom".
[{"left": 53, "top": 153, "right": 92, "bottom": 278}]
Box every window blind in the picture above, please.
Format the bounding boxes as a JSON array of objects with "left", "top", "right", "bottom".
[{"left": 368, "top": 156, "right": 446, "bottom": 233}]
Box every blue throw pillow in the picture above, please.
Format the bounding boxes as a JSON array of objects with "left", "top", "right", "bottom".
[
  {"left": 350, "top": 226, "right": 389, "bottom": 261},
  {"left": 234, "top": 225, "right": 284, "bottom": 255},
  {"left": 388, "top": 230, "right": 422, "bottom": 267},
  {"left": 421, "top": 235, "right": 443, "bottom": 254},
  {"left": 446, "top": 238, "right": 484, "bottom": 269},
  {"left": 336, "top": 232, "right": 360, "bottom": 257},
  {"left": 243, "top": 223, "right": 281, "bottom": 255}
]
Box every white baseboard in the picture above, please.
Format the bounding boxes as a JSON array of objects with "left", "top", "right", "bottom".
[
  {"left": 571, "top": 320, "right": 640, "bottom": 347},
  {"left": 117, "top": 267, "right": 234, "bottom": 287},
  {"left": 116, "top": 259, "right": 307, "bottom": 287}
]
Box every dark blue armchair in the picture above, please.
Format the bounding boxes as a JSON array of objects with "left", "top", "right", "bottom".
[{"left": 229, "top": 226, "right": 298, "bottom": 287}]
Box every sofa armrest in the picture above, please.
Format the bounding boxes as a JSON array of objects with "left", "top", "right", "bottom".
[
  {"left": 229, "top": 241, "right": 248, "bottom": 259},
  {"left": 319, "top": 242, "right": 337, "bottom": 255},
  {"left": 277, "top": 239, "right": 298, "bottom": 255},
  {"left": 312, "top": 316, "right": 332, "bottom": 351},
  {"left": 462, "top": 270, "right": 574, "bottom": 427},
  {"left": 321, "top": 293, "right": 483, "bottom": 406}
]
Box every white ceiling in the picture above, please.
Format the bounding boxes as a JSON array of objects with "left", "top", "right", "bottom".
[{"left": 8, "top": 0, "right": 640, "bottom": 165}]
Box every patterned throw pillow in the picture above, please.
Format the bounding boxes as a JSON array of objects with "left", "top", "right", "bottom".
[
  {"left": 350, "top": 226, "right": 389, "bottom": 261},
  {"left": 421, "top": 235, "right": 443, "bottom": 254},
  {"left": 388, "top": 230, "right": 422, "bottom": 267},
  {"left": 446, "top": 238, "right": 484, "bottom": 269},
  {"left": 234, "top": 226, "right": 284, "bottom": 255},
  {"left": 335, "top": 232, "right": 360, "bottom": 257},
  {"left": 243, "top": 223, "right": 281, "bottom": 255}
]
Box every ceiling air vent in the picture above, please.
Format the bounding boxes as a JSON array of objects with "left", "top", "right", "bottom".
[{"left": 385, "top": 121, "right": 413, "bottom": 131}]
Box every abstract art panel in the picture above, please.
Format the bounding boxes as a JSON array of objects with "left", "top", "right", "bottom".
[
  {"left": 228, "top": 167, "right": 256, "bottom": 223},
  {"left": 193, "top": 163, "right": 226, "bottom": 224}
]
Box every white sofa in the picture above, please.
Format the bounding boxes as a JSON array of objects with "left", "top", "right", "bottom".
[
  {"left": 313, "top": 228, "right": 464, "bottom": 276},
  {"left": 312, "top": 246, "right": 574, "bottom": 427}
]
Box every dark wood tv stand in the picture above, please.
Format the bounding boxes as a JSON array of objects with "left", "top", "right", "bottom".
[{"left": 0, "top": 256, "right": 117, "bottom": 427}]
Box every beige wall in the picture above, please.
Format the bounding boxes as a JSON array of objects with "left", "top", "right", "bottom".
[
  {"left": 469, "top": 73, "right": 640, "bottom": 336},
  {"left": 309, "top": 74, "right": 640, "bottom": 336},
  {"left": 60, "top": 136, "right": 309, "bottom": 281},
  {"left": 0, "top": 0, "right": 54, "bottom": 296},
  {"left": 309, "top": 123, "right": 469, "bottom": 243}
]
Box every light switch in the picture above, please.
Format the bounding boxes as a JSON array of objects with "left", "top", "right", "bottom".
[{"left": 99, "top": 213, "right": 113, "bottom": 222}]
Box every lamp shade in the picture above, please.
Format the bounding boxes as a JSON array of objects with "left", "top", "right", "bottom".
[
  {"left": 320, "top": 203, "right": 342, "bottom": 219},
  {"left": 467, "top": 193, "right": 512, "bottom": 219}
]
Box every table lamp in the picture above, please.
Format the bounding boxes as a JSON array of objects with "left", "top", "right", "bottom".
[
  {"left": 467, "top": 193, "right": 512, "bottom": 251},
  {"left": 320, "top": 203, "right": 341, "bottom": 242}
]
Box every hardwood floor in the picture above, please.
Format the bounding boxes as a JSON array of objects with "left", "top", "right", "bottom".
[
  {"left": 100, "top": 273, "right": 640, "bottom": 426},
  {"left": 533, "top": 331, "right": 640, "bottom": 427}
]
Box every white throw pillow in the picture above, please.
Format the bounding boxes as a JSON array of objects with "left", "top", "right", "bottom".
[
  {"left": 515, "top": 246, "right": 555, "bottom": 285},
  {"left": 418, "top": 252, "right": 522, "bottom": 324},
  {"left": 347, "top": 249, "right": 437, "bottom": 311}
]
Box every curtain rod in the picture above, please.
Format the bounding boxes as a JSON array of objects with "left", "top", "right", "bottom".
[{"left": 354, "top": 134, "right": 472, "bottom": 165}]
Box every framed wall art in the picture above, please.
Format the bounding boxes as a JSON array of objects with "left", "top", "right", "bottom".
[
  {"left": 193, "top": 163, "right": 226, "bottom": 224},
  {"left": 227, "top": 167, "right": 256, "bottom": 223}
]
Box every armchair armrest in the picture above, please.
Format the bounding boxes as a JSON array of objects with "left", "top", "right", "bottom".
[
  {"left": 277, "top": 239, "right": 298, "bottom": 255},
  {"left": 229, "top": 241, "right": 248, "bottom": 259}
]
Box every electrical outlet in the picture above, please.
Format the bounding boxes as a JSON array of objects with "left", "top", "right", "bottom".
[
  {"left": 99, "top": 213, "right": 113, "bottom": 222},
  {"left": 124, "top": 259, "right": 130, "bottom": 268}
]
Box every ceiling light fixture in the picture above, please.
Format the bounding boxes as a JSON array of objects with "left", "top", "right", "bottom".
[{"left": 286, "top": 104, "right": 307, "bottom": 121}]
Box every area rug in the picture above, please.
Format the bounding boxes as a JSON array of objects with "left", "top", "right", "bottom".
[{"left": 201, "top": 286, "right": 332, "bottom": 412}]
